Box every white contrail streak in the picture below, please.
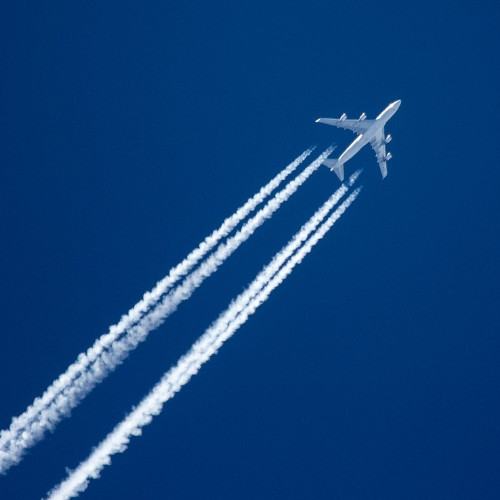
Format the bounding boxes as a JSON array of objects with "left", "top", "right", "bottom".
[
  {"left": 46, "top": 183, "right": 361, "bottom": 500},
  {"left": 27, "top": 146, "right": 334, "bottom": 453},
  {"left": 0, "top": 148, "right": 323, "bottom": 474},
  {"left": 0, "top": 149, "right": 313, "bottom": 473}
]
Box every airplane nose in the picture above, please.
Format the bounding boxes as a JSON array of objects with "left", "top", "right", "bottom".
[{"left": 393, "top": 99, "right": 401, "bottom": 109}]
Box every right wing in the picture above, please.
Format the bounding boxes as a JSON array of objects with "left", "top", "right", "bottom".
[
  {"left": 316, "top": 118, "right": 374, "bottom": 135},
  {"left": 369, "top": 128, "right": 388, "bottom": 179}
]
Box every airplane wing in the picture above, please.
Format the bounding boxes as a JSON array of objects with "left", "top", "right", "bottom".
[
  {"left": 369, "top": 128, "right": 388, "bottom": 179},
  {"left": 316, "top": 118, "right": 374, "bottom": 135}
]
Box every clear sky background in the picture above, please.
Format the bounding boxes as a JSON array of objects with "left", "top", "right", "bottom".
[{"left": 1, "top": 1, "right": 499, "bottom": 499}]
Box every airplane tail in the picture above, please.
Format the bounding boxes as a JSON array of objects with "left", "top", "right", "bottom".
[{"left": 322, "top": 159, "right": 344, "bottom": 181}]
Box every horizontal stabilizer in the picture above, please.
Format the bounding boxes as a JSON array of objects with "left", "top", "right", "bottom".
[{"left": 322, "top": 159, "right": 344, "bottom": 181}]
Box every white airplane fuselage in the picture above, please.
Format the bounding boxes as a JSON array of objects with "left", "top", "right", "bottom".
[{"left": 338, "top": 100, "right": 401, "bottom": 166}]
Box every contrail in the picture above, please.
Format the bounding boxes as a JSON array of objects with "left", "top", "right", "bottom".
[
  {"left": 15, "top": 146, "right": 334, "bottom": 464},
  {"left": 0, "top": 148, "right": 325, "bottom": 474},
  {"left": 45, "top": 184, "right": 361, "bottom": 500},
  {"left": 0, "top": 148, "right": 313, "bottom": 473}
]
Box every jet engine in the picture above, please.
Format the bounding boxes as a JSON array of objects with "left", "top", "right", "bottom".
[
  {"left": 385, "top": 134, "right": 392, "bottom": 144},
  {"left": 358, "top": 112, "right": 366, "bottom": 121},
  {"left": 338, "top": 113, "right": 347, "bottom": 122},
  {"left": 385, "top": 152, "right": 392, "bottom": 161}
]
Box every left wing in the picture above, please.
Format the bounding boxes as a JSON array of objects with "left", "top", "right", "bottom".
[
  {"left": 369, "top": 128, "right": 388, "bottom": 179},
  {"left": 316, "top": 118, "right": 374, "bottom": 135}
]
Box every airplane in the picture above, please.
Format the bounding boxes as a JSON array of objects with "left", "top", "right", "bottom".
[{"left": 315, "top": 100, "right": 401, "bottom": 181}]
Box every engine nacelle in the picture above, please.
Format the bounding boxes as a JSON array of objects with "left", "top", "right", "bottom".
[
  {"left": 338, "top": 113, "right": 347, "bottom": 122},
  {"left": 385, "top": 152, "right": 392, "bottom": 161},
  {"left": 358, "top": 112, "right": 366, "bottom": 121},
  {"left": 385, "top": 134, "right": 392, "bottom": 144}
]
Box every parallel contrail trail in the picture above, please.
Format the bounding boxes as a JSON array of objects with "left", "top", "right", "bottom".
[
  {"left": 0, "top": 147, "right": 329, "bottom": 474},
  {"left": 0, "top": 149, "right": 313, "bottom": 474},
  {"left": 22, "top": 146, "right": 334, "bottom": 454},
  {"left": 46, "top": 183, "right": 361, "bottom": 500}
]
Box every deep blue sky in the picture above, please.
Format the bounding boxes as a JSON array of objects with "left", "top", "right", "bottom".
[{"left": 1, "top": 1, "right": 499, "bottom": 498}]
